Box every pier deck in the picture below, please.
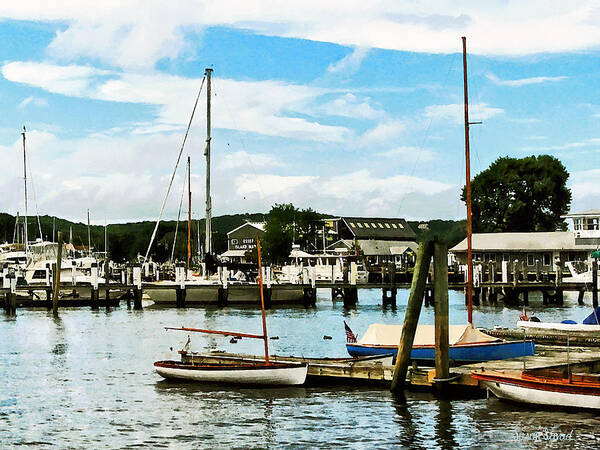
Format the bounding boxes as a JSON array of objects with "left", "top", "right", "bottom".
[{"left": 189, "top": 346, "right": 600, "bottom": 392}]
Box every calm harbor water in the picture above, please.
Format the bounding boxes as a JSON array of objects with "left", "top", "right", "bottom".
[{"left": 1, "top": 289, "right": 599, "bottom": 448}]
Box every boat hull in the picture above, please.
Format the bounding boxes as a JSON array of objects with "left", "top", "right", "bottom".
[
  {"left": 517, "top": 320, "right": 600, "bottom": 335},
  {"left": 474, "top": 372, "right": 600, "bottom": 410},
  {"left": 346, "top": 340, "right": 535, "bottom": 364},
  {"left": 154, "top": 361, "right": 308, "bottom": 385}
]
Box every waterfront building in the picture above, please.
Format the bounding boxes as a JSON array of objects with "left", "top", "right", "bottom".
[
  {"left": 324, "top": 217, "right": 418, "bottom": 268},
  {"left": 450, "top": 230, "right": 596, "bottom": 271},
  {"left": 219, "top": 222, "right": 265, "bottom": 263}
]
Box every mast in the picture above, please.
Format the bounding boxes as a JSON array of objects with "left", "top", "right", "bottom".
[
  {"left": 21, "top": 127, "right": 29, "bottom": 257},
  {"left": 187, "top": 156, "right": 191, "bottom": 272},
  {"left": 53, "top": 217, "right": 56, "bottom": 242},
  {"left": 104, "top": 219, "right": 108, "bottom": 258},
  {"left": 256, "top": 237, "right": 270, "bottom": 364},
  {"left": 205, "top": 68, "right": 213, "bottom": 257},
  {"left": 462, "top": 36, "right": 474, "bottom": 325},
  {"left": 87, "top": 209, "right": 91, "bottom": 255},
  {"left": 69, "top": 226, "right": 73, "bottom": 244},
  {"left": 13, "top": 212, "right": 19, "bottom": 244}
]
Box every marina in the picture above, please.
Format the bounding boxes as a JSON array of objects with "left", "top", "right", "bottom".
[{"left": 2, "top": 4, "right": 600, "bottom": 447}]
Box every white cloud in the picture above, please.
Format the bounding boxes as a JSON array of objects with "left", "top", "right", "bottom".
[
  {"left": 423, "top": 102, "right": 503, "bottom": 124},
  {"left": 321, "top": 93, "right": 385, "bottom": 120},
  {"left": 522, "top": 138, "right": 600, "bottom": 152},
  {"left": 2, "top": 61, "right": 351, "bottom": 142},
  {"left": 230, "top": 169, "right": 459, "bottom": 219},
  {"left": 486, "top": 72, "right": 567, "bottom": 87},
  {"left": 1, "top": 2, "right": 600, "bottom": 71},
  {"left": 327, "top": 47, "right": 370, "bottom": 74},
  {"left": 569, "top": 169, "right": 600, "bottom": 213},
  {"left": 18, "top": 96, "right": 49, "bottom": 108},
  {"left": 376, "top": 146, "right": 437, "bottom": 162},
  {"left": 219, "top": 151, "right": 283, "bottom": 170},
  {"left": 357, "top": 119, "right": 406, "bottom": 145}
]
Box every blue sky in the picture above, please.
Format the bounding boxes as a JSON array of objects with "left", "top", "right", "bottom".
[{"left": 1, "top": 2, "right": 600, "bottom": 223}]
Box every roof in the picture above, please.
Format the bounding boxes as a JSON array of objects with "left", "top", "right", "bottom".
[
  {"left": 227, "top": 221, "right": 266, "bottom": 236},
  {"left": 357, "top": 239, "right": 417, "bottom": 256},
  {"left": 450, "top": 232, "right": 598, "bottom": 252},
  {"left": 327, "top": 239, "right": 417, "bottom": 256},
  {"left": 219, "top": 250, "right": 247, "bottom": 258},
  {"left": 341, "top": 217, "right": 416, "bottom": 240},
  {"left": 563, "top": 209, "right": 600, "bottom": 218}
]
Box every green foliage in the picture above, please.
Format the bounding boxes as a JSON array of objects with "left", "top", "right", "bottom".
[
  {"left": 409, "top": 219, "right": 467, "bottom": 247},
  {"left": 262, "top": 203, "right": 329, "bottom": 264},
  {"left": 461, "top": 155, "right": 571, "bottom": 232}
]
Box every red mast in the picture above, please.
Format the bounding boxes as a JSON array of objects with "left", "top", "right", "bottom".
[
  {"left": 256, "top": 238, "right": 270, "bottom": 364},
  {"left": 462, "top": 36, "right": 473, "bottom": 325},
  {"left": 187, "top": 156, "right": 191, "bottom": 272}
]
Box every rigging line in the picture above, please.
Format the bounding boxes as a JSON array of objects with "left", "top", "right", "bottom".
[
  {"left": 143, "top": 75, "right": 206, "bottom": 263},
  {"left": 25, "top": 149, "right": 43, "bottom": 240},
  {"left": 171, "top": 162, "right": 188, "bottom": 264},
  {"left": 396, "top": 51, "right": 459, "bottom": 215},
  {"left": 211, "top": 78, "right": 267, "bottom": 201}
]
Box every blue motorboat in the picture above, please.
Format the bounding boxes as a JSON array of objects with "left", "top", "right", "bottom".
[{"left": 345, "top": 323, "right": 535, "bottom": 365}]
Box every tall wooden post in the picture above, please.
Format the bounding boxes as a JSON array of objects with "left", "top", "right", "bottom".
[
  {"left": 593, "top": 259, "right": 598, "bottom": 309},
  {"left": 434, "top": 241, "right": 449, "bottom": 384},
  {"left": 390, "top": 241, "right": 433, "bottom": 393},
  {"left": 52, "top": 231, "right": 63, "bottom": 314}
]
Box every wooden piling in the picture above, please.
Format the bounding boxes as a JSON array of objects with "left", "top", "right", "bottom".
[
  {"left": 593, "top": 260, "right": 598, "bottom": 309},
  {"left": 52, "top": 231, "right": 63, "bottom": 315},
  {"left": 390, "top": 241, "right": 433, "bottom": 393},
  {"left": 133, "top": 287, "right": 143, "bottom": 310},
  {"left": 434, "top": 241, "right": 449, "bottom": 386},
  {"left": 104, "top": 260, "right": 110, "bottom": 307}
]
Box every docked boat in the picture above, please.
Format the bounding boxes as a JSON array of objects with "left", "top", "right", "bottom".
[
  {"left": 472, "top": 367, "right": 600, "bottom": 410},
  {"left": 517, "top": 307, "right": 600, "bottom": 337},
  {"left": 154, "top": 359, "right": 308, "bottom": 385},
  {"left": 154, "top": 178, "right": 308, "bottom": 388},
  {"left": 345, "top": 323, "right": 534, "bottom": 364}
]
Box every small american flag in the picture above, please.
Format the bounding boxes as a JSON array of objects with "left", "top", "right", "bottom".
[{"left": 344, "top": 321, "right": 357, "bottom": 343}]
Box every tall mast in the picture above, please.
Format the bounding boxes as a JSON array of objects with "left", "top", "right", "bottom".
[
  {"left": 69, "top": 226, "right": 73, "bottom": 244},
  {"left": 256, "top": 238, "right": 270, "bottom": 364},
  {"left": 14, "top": 212, "right": 19, "bottom": 244},
  {"left": 21, "top": 127, "right": 29, "bottom": 257},
  {"left": 462, "top": 36, "right": 473, "bottom": 325},
  {"left": 53, "top": 217, "right": 56, "bottom": 242},
  {"left": 187, "top": 156, "right": 191, "bottom": 272},
  {"left": 87, "top": 209, "right": 91, "bottom": 255},
  {"left": 205, "top": 68, "right": 213, "bottom": 257},
  {"left": 104, "top": 218, "right": 108, "bottom": 258}
]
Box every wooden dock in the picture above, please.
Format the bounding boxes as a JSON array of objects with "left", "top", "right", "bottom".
[{"left": 190, "top": 346, "right": 600, "bottom": 393}]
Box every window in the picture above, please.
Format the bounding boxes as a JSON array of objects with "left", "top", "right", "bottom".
[
  {"left": 543, "top": 253, "right": 551, "bottom": 266},
  {"left": 357, "top": 223, "right": 363, "bottom": 228},
  {"left": 397, "top": 223, "right": 404, "bottom": 228},
  {"left": 349, "top": 222, "right": 356, "bottom": 228},
  {"left": 371, "top": 223, "right": 377, "bottom": 228},
  {"left": 385, "top": 223, "right": 391, "bottom": 228},
  {"left": 527, "top": 254, "right": 535, "bottom": 266},
  {"left": 391, "top": 223, "right": 398, "bottom": 229},
  {"left": 378, "top": 223, "right": 384, "bottom": 228},
  {"left": 364, "top": 223, "right": 370, "bottom": 228}
]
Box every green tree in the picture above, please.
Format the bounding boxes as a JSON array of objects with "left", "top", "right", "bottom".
[{"left": 462, "top": 155, "right": 571, "bottom": 232}]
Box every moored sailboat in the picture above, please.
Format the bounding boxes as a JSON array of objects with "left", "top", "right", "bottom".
[{"left": 154, "top": 237, "right": 308, "bottom": 385}]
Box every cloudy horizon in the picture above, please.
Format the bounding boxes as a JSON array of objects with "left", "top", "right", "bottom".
[{"left": 1, "top": 2, "right": 600, "bottom": 224}]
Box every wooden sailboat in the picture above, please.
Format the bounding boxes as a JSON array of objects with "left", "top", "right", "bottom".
[
  {"left": 154, "top": 238, "right": 308, "bottom": 385},
  {"left": 345, "top": 37, "right": 535, "bottom": 364}
]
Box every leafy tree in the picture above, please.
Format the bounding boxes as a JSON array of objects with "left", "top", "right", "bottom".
[{"left": 461, "top": 155, "right": 571, "bottom": 232}]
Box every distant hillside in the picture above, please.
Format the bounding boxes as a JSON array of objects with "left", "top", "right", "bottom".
[
  {"left": 0, "top": 212, "right": 266, "bottom": 262},
  {"left": 0, "top": 212, "right": 466, "bottom": 262}
]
